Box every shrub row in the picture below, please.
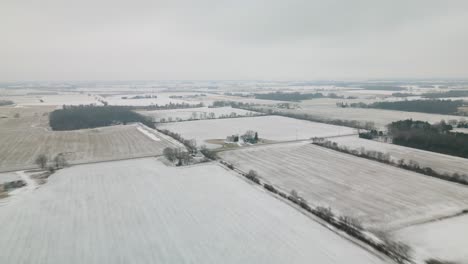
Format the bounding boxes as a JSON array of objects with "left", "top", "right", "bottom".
[
  {"left": 221, "top": 160, "right": 413, "bottom": 263},
  {"left": 157, "top": 129, "right": 197, "bottom": 154}
]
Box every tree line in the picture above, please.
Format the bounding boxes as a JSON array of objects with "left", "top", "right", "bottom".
[
  {"left": 220, "top": 160, "right": 412, "bottom": 264},
  {"left": 49, "top": 105, "right": 154, "bottom": 130},
  {"left": 254, "top": 92, "right": 347, "bottom": 101},
  {"left": 312, "top": 137, "right": 468, "bottom": 185},
  {"left": 341, "top": 99, "right": 465, "bottom": 115}
]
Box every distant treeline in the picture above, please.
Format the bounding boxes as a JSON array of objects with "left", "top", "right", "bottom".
[
  {"left": 358, "top": 85, "right": 406, "bottom": 91},
  {"left": 422, "top": 90, "right": 468, "bottom": 98},
  {"left": 134, "top": 102, "right": 204, "bottom": 110},
  {"left": 49, "top": 105, "right": 154, "bottom": 130},
  {"left": 391, "top": 92, "right": 414, "bottom": 97},
  {"left": 0, "top": 100, "right": 14, "bottom": 106},
  {"left": 344, "top": 99, "right": 465, "bottom": 115},
  {"left": 254, "top": 92, "right": 346, "bottom": 101},
  {"left": 388, "top": 119, "right": 468, "bottom": 158}
]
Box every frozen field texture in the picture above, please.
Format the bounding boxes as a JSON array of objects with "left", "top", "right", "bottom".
[
  {"left": 102, "top": 93, "right": 195, "bottom": 106},
  {"left": 219, "top": 142, "right": 468, "bottom": 230},
  {"left": 0, "top": 123, "right": 179, "bottom": 172},
  {"left": 330, "top": 135, "right": 468, "bottom": 176},
  {"left": 1, "top": 93, "right": 101, "bottom": 106},
  {"left": 157, "top": 116, "right": 356, "bottom": 148},
  {"left": 261, "top": 99, "right": 464, "bottom": 129},
  {"left": 139, "top": 106, "right": 260, "bottom": 122},
  {"left": 0, "top": 172, "right": 21, "bottom": 184},
  {"left": 395, "top": 214, "right": 468, "bottom": 263},
  {"left": 0, "top": 158, "right": 388, "bottom": 264}
]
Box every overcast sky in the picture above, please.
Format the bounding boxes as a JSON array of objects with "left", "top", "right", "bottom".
[{"left": 1, "top": 0, "right": 468, "bottom": 81}]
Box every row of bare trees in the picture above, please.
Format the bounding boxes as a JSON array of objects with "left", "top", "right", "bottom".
[{"left": 34, "top": 153, "right": 68, "bottom": 171}]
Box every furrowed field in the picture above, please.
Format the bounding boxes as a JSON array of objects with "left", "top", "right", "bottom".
[
  {"left": 330, "top": 135, "right": 468, "bottom": 176},
  {"left": 219, "top": 142, "right": 468, "bottom": 230},
  {"left": 0, "top": 106, "right": 180, "bottom": 171},
  {"left": 157, "top": 116, "right": 356, "bottom": 148},
  {"left": 256, "top": 98, "right": 464, "bottom": 130},
  {"left": 0, "top": 158, "right": 387, "bottom": 264}
]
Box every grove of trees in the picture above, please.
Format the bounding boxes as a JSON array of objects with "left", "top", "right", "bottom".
[
  {"left": 388, "top": 119, "right": 468, "bottom": 158},
  {"left": 49, "top": 105, "right": 154, "bottom": 130},
  {"left": 346, "top": 99, "right": 465, "bottom": 115}
]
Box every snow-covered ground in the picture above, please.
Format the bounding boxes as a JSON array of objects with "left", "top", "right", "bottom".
[
  {"left": 330, "top": 135, "right": 468, "bottom": 176},
  {"left": 395, "top": 214, "right": 468, "bottom": 263},
  {"left": 1, "top": 93, "right": 100, "bottom": 106},
  {"left": 0, "top": 172, "right": 21, "bottom": 184},
  {"left": 219, "top": 142, "right": 468, "bottom": 230},
  {"left": 259, "top": 99, "right": 464, "bottom": 130},
  {"left": 102, "top": 93, "right": 195, "bottom": 106},
  {"left": 452, "top": 127, "right": 468, "bottom": 134},
  {"left": 157, "top": 116, "right": 356, "bottom": 148},
  {"left": 0, "top": 158, "right": 388, "bottom": 264},
  {"left": 139, "top": 106, "right": 260, "bottom": 122},
  {"left": 0, "top": 123, "right": 179, "bottom": 172}
]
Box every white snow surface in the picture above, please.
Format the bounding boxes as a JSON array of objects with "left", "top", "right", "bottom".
[
  {"left": 0, "top": 158, "right": 388, "bottom": 264},
  {"left": 395, "top": 214, "right": 468, "bottom": 264},
  {"left": 219, "top": 142, "right": 468, "bottom": 230},
  {"left": 136, "top": 125, "right": 161, "bottom": 141},
  {"left": 330, "top": 135, "right": 468, "bottom": 176},
  {"left": 139, "top": 106, "right": 258, "bottom": 122},
  {"left": 157, "top": 116, "right": 356, "bottom": 148}
]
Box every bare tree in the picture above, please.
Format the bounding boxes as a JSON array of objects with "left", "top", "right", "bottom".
[
  {"left": 53, "top": 154, "right": 68, "bottom": 169},
  {"left": 35, "top": 154, "right": 48, "bottom": 169}
]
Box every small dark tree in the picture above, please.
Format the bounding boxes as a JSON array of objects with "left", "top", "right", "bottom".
[
  {"left": 53, "top": 154, "right": 68, "bottom": 169},
  {"left": 35, "top": 154, "right": 48, "bottom": 169},
  {"left": 163, "top": 148, "right": 176, "bottom": 162}
]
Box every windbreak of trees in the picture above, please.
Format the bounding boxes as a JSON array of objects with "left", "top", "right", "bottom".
[
  {"left": 254, "top": 92, "right": 346, "bottom": 101},
  {"left": 255, "top": 92, "right": 325, "bottom": 101},
  {"left": 391, "top": 92, "right": 414, "bottom": 97},
  {"left": 312, "top": 137, "right": 468, "bottom": 185},
  {"left": 422, "top": 90, "right": 468, "bottom": 98},
  {"left": 388, "top": 119, "right": 468, "bottom": 158},
  {"left": 359, "top": 85, "right": 406, "bottom": 91},
  {"left": 135, "top": 102, "right": 204, "bottom": 110},
  {"left": 49, "top": 105, "right": 154, "bottom": 130},
  {"left": 347, "top": 99, "right": 464, "bottom": 115}
]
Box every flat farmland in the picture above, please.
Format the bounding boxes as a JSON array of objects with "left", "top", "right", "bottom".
[
  {"left": 395, "top": 214, "right": 468, "bottom": 263},
  {"left": 139, "top": 106, "right": 260, "bottom": 122},
  {"left": 219, "top": 142, "right": 468, "bottom": 230},
  {"left": 0, "top": 123, "right": 179, "bottom": 172},
  {"left": 0, "top": 158, "right": 388, "bottom": 264},
  {"left": 258, "top": 99, "right": 464, "bottom": 129},
  {"left": 330, "top": 135, "right": 468, "bottom": 176},
  {"left": 157, "top": 116, "right": 356, "bottom": 148}
]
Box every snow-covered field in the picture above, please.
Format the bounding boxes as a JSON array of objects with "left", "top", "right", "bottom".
[
  {"left": 330, "top": 135, "right": 468, "bottom": 176},
  {"left": 259, "top": 99, "right": 464, "bottom": 129},
  {"left": 139, "top": 106, "right": 260, "bottom": 122},
  {"left": 102, "top": 93, "right": 195, "bottom": 106},
  {"left": 0, "top": 158, "right": 388, "bottom": 264},
  {"left": 395, "top": 214, "right": 468, "bottom": 263},
  {"left": 0, "top": 172, "right": 21, "bottom": 184},
  {"left": 0, "top": 124, "right": 179, "bottom": 172},
  {"left": 1, "top": 93, "right": 101, "bottom": 106},
  {"left": 219, "top": 142, "right": 468, "bottom": 230},
  {"left": 157, "top": 116, "right": 356, "bottom": 148}
]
